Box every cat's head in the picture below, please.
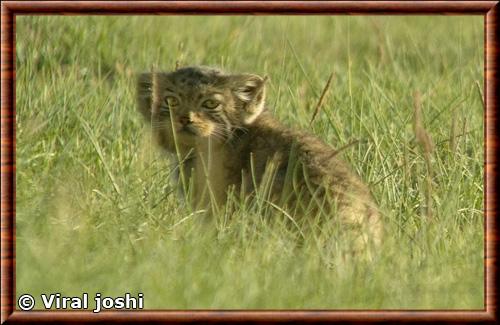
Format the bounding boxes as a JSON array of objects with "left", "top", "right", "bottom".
[{"left": 137, "top": 66, "right": 267, "bottom": 145}]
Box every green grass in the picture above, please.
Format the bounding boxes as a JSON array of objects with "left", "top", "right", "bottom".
[{"left": 15, "top": 16, "right": 484, "bottom": 309}]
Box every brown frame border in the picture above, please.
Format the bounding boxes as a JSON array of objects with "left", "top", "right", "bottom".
[{"left": 1, "top": 1, "right": 498, "bottom": 323}]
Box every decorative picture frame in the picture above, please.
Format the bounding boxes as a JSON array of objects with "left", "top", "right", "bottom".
[{"left": 1, "top": 1, "right": 497, "bottom": 323}]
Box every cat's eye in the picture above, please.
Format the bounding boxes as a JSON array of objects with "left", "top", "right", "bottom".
[
  {"left": 202, "top": 99, "right": 220, "bottom": 110},
  {"left": 165, "top": 96, "right": 179, "bottom": 107}
]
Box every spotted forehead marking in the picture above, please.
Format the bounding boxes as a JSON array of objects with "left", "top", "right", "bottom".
[
  {"left": 162, "top": 67, "right": 228, "bottom": 101},
  {"left": 171, "top": 66, "right": 225, "bottom": 87},
  {"left": 165, "top": 82, "right": 214, "bottom": 100}
]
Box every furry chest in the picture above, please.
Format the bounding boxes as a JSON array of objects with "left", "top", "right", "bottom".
[{"left": 192, "top": 142, "right": 232, "bottom": 208}]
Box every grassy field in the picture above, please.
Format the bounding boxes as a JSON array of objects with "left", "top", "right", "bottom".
[{"left": 15, "top": 16, "right": 483, "bottom": 309}]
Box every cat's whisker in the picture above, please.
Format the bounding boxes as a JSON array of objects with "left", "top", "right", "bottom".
[
  {"left": 225, "top": 125, "right": 248, "bottom": 143},
  {"left": 209, "top": 129, "right": 229, "bottom": 142},
  {"left": 151, "top": 123, "right": 171, "bottom": 130},
  {"left": 230, "top": 125, "right": 249, "bottom": 134}
]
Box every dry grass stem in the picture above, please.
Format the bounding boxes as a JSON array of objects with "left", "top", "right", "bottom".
[
  {"left": 310, "top": 72, "right": 334, "bottom": 125},
  {"left": 474, "top": 80, "right": 485, "bottom": 109},
  {"left": 330, "top": 138, "right": 361, "bottom": 158},
  {"left": 449, "top": 106, "right": 458, "bottom": 154},
  {"left": 413, "top": 91, "right": 434, "bottom": 219}
]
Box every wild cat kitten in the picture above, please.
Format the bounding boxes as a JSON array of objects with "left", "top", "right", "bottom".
[{"left": 137, "top": 66, "right": 381, "bottom": 247}]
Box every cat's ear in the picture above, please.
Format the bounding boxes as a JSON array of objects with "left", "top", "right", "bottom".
[
  {"left": 231, "top": 74, "right": 267, "bottom": 124},
  {"left": 136, "top": 72, "right": 153, "bottom": 120}
]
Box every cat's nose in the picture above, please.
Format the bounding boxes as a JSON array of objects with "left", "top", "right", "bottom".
[{"left": 179, "top": 115, "right": 191, "bottom": 126}]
